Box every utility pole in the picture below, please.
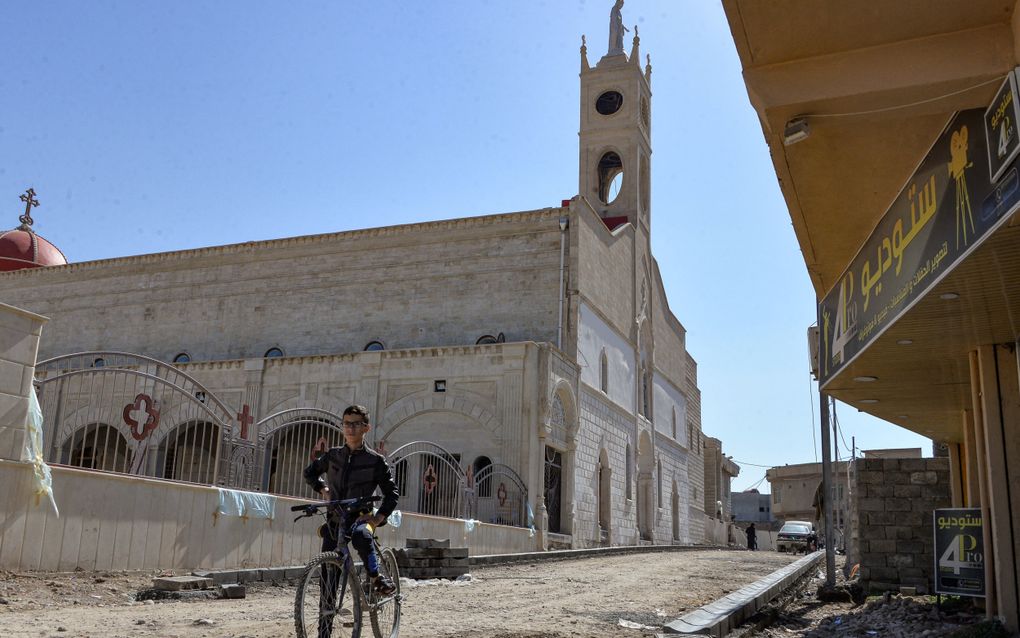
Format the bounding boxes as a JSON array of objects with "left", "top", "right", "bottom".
[{"left": 820, "top": 393, "right": 836, "bottom": 587}]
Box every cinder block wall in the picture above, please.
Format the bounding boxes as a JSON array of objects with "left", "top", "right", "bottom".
[{"left": 852, "top": 457, "right": 951, "bottom": 593}]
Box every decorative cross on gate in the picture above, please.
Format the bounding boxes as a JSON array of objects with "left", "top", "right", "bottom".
[
  {"left": 19, "top": 188, "right": 39, "bottom": 228},
  {"left": 423, "top": 464, "right": 438, "bottom": 496},
  {"left": 237, "top": 404, "right": 254, "bottom": 440}
]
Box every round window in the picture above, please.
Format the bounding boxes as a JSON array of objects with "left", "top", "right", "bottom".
[{"left": 595, "top": 91, "right": 624, "bottom": 115}]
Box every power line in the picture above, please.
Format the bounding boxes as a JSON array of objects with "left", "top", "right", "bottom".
[
  {"left": 831, "top": 400, "right": 854, "bottom": 455},
  {"left": 809, "top": 375, "right": 818, "bottom": 462},
  {"left": 734, "top": 457, "right": 771, "bottom": 467},
  {"left": 804, "top": 76, "right": 1004, "bottom": 120}
]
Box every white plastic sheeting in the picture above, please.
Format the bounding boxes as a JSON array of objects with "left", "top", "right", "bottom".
[
  {"left": 20, "top": 387, "right": 58, "bottom": 516},
  {"left": 216, "top": 488, "right": 276, "bottom": 520}
]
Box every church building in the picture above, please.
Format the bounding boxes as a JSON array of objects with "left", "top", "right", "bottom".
[{"left": 0, "top": 9, "right": 711, "bottom": 548}]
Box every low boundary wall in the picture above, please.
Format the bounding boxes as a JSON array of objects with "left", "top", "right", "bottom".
[
  {"left": 703, "top": 514, "right": 746, "bottom": 548},
  {"left": 0, "top": 460, "right": 538, "bottom": 572}
]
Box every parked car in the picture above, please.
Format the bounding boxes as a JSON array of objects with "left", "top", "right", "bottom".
[{"left": 776, "top": 520, "right": 814, "bottom": 553}]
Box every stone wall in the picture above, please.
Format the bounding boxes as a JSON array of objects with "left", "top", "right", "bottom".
[
  {"left": 0, "top": 210, "right": 565, "bottom": 362},
  {"left": 0, "top": 303, "right": 47, "bottom": 460},
  {"left": 852, "top": 457, "right": 951, "bottom": 593}
]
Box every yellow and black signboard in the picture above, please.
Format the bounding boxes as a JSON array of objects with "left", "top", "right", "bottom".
[
  {"left": 934, "top": 508, "right": 985, "bottom": 597},
  {"left": 818, "top": 108, "right": 1020, "bottom": 386},
  {"left": 985, "top": 70, "right": 1020, "bottom": 183}
]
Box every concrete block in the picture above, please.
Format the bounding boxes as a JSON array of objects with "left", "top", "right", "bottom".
[
  {"left": 885, "top": 499, "right": 911, "bottom": 512},
  {"left": 868, "top": 484, "right": 894, "bottom": 497},
  {"left": 864, "top": 511, "right": 895, "bottom": 526},
  {"left": 859, "top": 471, "right": 885, "bottom": 483},
  {"left": 909, "top": 471, "right": 938, "bottom": 485},
  {"left": 899, "top": 459, "right": 928, "bottom": 472},
  {"left": 406, "top": 538, "right": 451, "bottom": 549},
  {"left": 859, "top": 499, "right": 885, "bottom": 512},
  {"left": 899, "top": 512, "right": 924, "bottom": 527},
  {"left": 260, "top": 567, "right": 290, "bottom": 582},
  {"left": 870, "top": 539, "right": 896, "bottom": 553},
  {"left": 217, "top": 583, "right": 246, "bottom": 599},
  {"left": 887, "top": 554, "right": 914, "bottom": 568},
  {"left": 893, "top": 485, "right": 921, "bottom": 498},
  {"left": 896, "top": 540, "right": 924, "bottom": 554},
  {"left": 398, "top": 547, "right": 468, "bottom": 559},
  {"left": 398, "top": 557, "right": 470, "bottom": 568},
  {"left": 869, "top": 566, "right": 900, "bottom": 580},
  {"left": 0, "top": 360, "right": 26, "bottom": 398},
  {"left": 153, "top": 576, "right": 213, "bottom": 591}
]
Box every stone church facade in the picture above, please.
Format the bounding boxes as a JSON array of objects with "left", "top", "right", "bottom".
[{"left": 0, "top": 16, "right": 708, "bottom": 548}]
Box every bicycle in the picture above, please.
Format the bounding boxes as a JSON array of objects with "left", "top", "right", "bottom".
[{"left": 291, "top": 495, "right": 402, "bottom": 638}]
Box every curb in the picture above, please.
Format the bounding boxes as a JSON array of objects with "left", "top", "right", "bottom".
[
  {"left": 190, "top": 544, "right": 738, "bottom": 582},
  {"left": 658, "top": 550, "right": 824, "bottom": 637},
  {"left": 470, "top": 544, "right": 730, "bottom": 566}
]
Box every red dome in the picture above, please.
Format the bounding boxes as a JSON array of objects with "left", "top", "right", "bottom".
[{"left": 0, "top": 226, "right": 68, "bottom": 271}]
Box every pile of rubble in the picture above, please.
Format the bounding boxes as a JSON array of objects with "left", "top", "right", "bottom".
[{"left": 800, "top": 593, "right": 1007, "bottom": 638}]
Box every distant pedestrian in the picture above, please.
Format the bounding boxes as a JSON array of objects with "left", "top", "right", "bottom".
[{"left": 746, "top": 523, "right": 757, "bottom": 551}]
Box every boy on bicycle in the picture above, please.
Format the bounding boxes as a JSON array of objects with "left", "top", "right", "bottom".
[{"left": 303, "top": 404, "right": 400, "bottom": 595}]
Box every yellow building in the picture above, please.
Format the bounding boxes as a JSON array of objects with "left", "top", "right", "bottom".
[{"left": 724, "top": 1, "right": 1020, "bottom": 629}]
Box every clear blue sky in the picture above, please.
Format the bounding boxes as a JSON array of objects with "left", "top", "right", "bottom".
[{"left": 3, "top": 1, "right": 930, "bottom": 490}]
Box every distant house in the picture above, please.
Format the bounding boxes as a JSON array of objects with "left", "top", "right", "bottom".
[{"left": 732, "top": 489, "right": 775, "bottom": 526}]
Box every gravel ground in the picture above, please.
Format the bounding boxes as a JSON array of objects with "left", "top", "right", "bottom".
[
  {"left": 735, "top": 556, "right": 1009, "bottom": 638},
  {"left": 0, "top": 549, "right": 797, "bottom": 638}
]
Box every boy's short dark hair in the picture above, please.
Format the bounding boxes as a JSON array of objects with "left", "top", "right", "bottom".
[{"left": 343, "top": 404, "right": 371, "bottom": 423}]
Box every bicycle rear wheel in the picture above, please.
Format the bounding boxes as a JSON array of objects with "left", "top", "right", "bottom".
[
  {"left": 368, "top": 547, "right": 401, "bottom": 638},
  {"left": 295, "top": 551, "right": 362, "bottom": 638}
]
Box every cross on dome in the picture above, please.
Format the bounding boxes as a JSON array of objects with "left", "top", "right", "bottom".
[{"left": 19, "top": 188, "right": 39, "bottom": 229}]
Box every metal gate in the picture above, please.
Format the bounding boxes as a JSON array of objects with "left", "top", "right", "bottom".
[
  {"left": 34, "top": 352, "right": 234, "bottom": 484},
  {"left": 388, "top": 441, "right": 466, "bottom": 519},
  {"left": 256, "top": 407, "right": 345, "bottom": 499},
  {"left": 471, "top": 462, "right": 529, "bottom": 527}
]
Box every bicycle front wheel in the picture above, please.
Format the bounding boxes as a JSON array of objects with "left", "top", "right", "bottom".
[
  {"left": 369, "top": 547, "right": 401, "bottom": 638},
  {"left": 295, "top": 551, "right": 362, "bottom": 638}
]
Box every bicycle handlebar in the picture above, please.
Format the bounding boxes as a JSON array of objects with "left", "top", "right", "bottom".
[{"left": 290, "top": 495, "right": 382, "bottom": 515}]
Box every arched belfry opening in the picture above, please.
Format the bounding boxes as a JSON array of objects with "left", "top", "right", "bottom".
[{"left": 597, "top": 152, "right": 624, "bottom": 205}]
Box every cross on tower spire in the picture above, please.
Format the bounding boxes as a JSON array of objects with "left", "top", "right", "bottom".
[{"left": 18, "top": 188, "right": 39, "bottom": 230}]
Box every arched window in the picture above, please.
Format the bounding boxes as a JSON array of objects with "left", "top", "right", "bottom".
[
  {"left": 173, "top": 352, "right": 191, "bottom": 364},
  {"left": 625, "top": 443, "right": 633, "bottom": 500},
  {"left": 472, "top": 456, "right": 492, "bottom": 497},
  {"left": 476, "top": 335, "right": 498, "bottom": 345},
  {"left": 657, "top": 460, "right": 663, "bottom": 508},
  {"left": 597, "top": 151, "right": 624, "bottom": 205},
  {"left": 91, "top": 357, "right": 106, "bottom": 368},
  {"left": 364, "top": 341, "right": 385, "bottom": 351},
  {"left": 599, "top": 349, "right": 609, "bottom": 394},
  {"left": 264, "top": 347, "right": 284, "bottom": 358}
]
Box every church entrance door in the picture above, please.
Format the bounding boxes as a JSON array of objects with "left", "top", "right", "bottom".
[{"left": 544, "top": 446, "right": 562, "bottom": 534}]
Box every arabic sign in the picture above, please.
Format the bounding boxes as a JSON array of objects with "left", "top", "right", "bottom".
[
  {"left": 985, "top": 70, "right": 1020, "bottom": 183},
  {"left": 934, "top": 508, "right": 986, "bottom": 597},
  {"left": 818, "top": 108, "right": 1020, "bottom": 386}
]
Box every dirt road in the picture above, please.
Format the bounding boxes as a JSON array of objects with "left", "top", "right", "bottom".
[{"left": 1, "top": 549, "right": 797, "bottom": 638}]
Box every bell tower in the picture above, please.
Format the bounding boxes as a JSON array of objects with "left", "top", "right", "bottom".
[{"left": 579, "top": 1, "right": 653, "bottom": 229}]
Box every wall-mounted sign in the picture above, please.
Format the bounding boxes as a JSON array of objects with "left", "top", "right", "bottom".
[
  {"left": 985, "top": 69, "right": 1020, "bottom": 183},
  {"left": 818, "top": 109, "right": 1020, "bottom": 386},
  {"left": 934, "top": 508, "right": 985, "bottom": 597}
]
